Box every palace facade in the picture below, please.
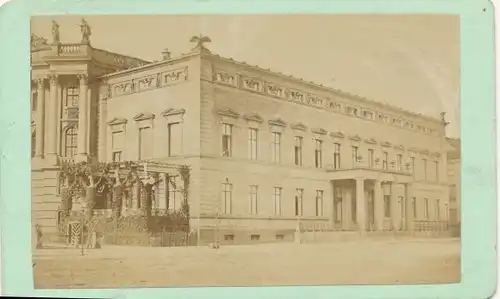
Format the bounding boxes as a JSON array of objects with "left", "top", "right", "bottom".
[{"left": 31, "top": 26, "right": 456, "bottom": 242}]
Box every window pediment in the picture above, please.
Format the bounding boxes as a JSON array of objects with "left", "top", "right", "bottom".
[
  {"left": 108, "top": 117, "right": 128, "bottom": 126},
  {"left": 217, "top": 108, "right": 240, "bottom": 119},
  {"left": 330, "top": 132, "right": 345, "bottom": 139},
  {"left": 420, "top": 149, "right": 430, "bottom": 156},
  {"left": 431, "top": 151, "right": 441, "bottom": 158},
  {"left": 162, "top": 108, "right": 185, "bottom": 117},
  {"left": 133, "top": 112, "right": 155, "bottom": 122},
  {"left": 408, "top": 147, "right": 419, "bottom": 153},
  {"left": 394, "top": 144, "right": 405, "bottom": 151},
  {"left": 311, "top": 127, "right": 327, "bottom": 135},
  {"left": 243, "top": 113, "right": 263, "bottom": 123},
  {"left": 364, "top": 138, "right": 377, "bottom": 145},
  {"left": 268, "top": 118, "right": 287, "bottom": 127},
  {"left": 381, "top": 141, "right": 392, "bottom": 148},
  {"left": 290, "top": 122, "right": 307, "bottom": 131},
  {"left": 349, "top": 134, "right": 362, "bottom": 142}
]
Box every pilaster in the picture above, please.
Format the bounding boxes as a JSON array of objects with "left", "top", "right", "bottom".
[
  {"left": 45, "top": 74, "right": 59, "bottom": 165},
  {"left": 76, "top": 73, "right": 89, "bottom": 162}
]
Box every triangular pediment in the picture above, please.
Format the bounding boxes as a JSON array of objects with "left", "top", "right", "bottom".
[
  {"left": 268, "top": 118, "right": 287, "bottom": 127},
  {"left": 217, "top": 108, "right": 240, "bottom": 119},
  {"left": 364, "top": 138, "right": 377, "bottom": 145},
  {"left": 431, "top": 151, "right": 441, "bottom": 158},
  {"left": 108, "top": 117, "right": 128, "bottom": 126},
  {"left": 394, "top": 144, "right": 405, "bottom": 151},
  {"left": 243, "top": 113, "right": 263, "bottom": 123},
  {"left": 408, "top": 147, "right": 419, "bottom": 153},
  {"left": 349, "top": 134, "right": 362, "bottom": 142},
  {"left": 133, "top": 112, "right": 155, "bottom": 122},
  {"left": 330, "top": 132, "right": 345, "bottom": 139},
  {"left": 420, "top": 149, "right": 430, "bottom": 155},
  {"left": 162, "top": 108, "right": 186, "bottom": 117},
  {"left": 291, "top": 122, "right": 307, "bottom": 131},
  {"left": 381, "top": 141, "right": 392, "bottom": 148},
  {"left": 311, "top": 127, "right": 327, "bottom": 135}
]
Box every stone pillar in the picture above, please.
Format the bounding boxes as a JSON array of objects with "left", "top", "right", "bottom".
[
  {"left": 389, "top": 183, "right": 399, "bottom": 231},
  {"left": 98, "top": 89, "right": 108, "bottom": 162},
  {"left": 35, "top": 78, "right": 46, "bottom": 158},
  {"left": 132, "top": 182, "right": 140, "bottom": 210},
  {"left": 355, "top": 178, "right": 366, "bottom": 233},
  {"left": 45, "top": 74, "right": 59, "bottom": 165},
  {"left": 405, "top": 183, "right": 414, "bottom": 231},
  {"left": 341, "top": 187, "right": 351, "bottom": 230},
  {"left": 76, "top": 73, "right": 89, "bottom": 162},
  {"left": 373, "top": 180, "right": 384, "bottom": 231},
  {"left": 160, "top": 173, "right": 168, "bottom": 209}
]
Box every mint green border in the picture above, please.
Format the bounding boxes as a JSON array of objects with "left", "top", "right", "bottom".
[{"left": 0, "top": 0, "right": 496, "bottom": 298}]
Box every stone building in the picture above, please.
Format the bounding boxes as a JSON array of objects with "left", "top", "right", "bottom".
[
  {"left": 31, "top": 22, "right": 453, "bottom": 243},
  {"left": 446, "top": 138, "right": 461, "bottom": 226}
]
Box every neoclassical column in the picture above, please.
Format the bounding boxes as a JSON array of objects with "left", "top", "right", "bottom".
[
  {"left": 341, "top": 186, "right": 351, "bottom": 230},
  {"left": 45, "top": 74, "right": 59, "bottom": 164},
  {"left": 355, "top": 178, "right": 366, "bottom": 233},
  {"left": 76, "top": 73, "right": 89, "bottom": 161},
  {"left": 405, "top": 183, "right": 414, "bottom": 231},
  {"left": 160, "top": 173, "right": 168, "bottom": 209},
  {"left": 373, "top": 180, "right": 384, "bottom": 231},
  {"left": 35, "top": 78, "right": 46, "bottom": 158},
  {"left": 98, "top": 83, "right": 108, "bottom": 162},
  {"left": 389, "top": 183, "right": 399, "bottom": 231}
]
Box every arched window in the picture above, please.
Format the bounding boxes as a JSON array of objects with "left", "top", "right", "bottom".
[
  {"left": 31, "top": 132, "right": 36, "bottom": 158},
  {"left": 63, "top": 127, "right": 77, "bottom": 157}
]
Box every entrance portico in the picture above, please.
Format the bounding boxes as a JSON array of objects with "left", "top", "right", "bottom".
[{"left": 329, "top": 168, "right": 414, "bottom": 233}]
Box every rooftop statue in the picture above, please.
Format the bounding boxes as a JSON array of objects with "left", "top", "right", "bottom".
[
  {"left": 79, "top": 18, "right": 92, "bottom": 44},
  {"left": 52, "top": 20, "right": 60, "bottom": 44},
  {"left": 190, "top": 34, "right": 211, "bottom": 52}
]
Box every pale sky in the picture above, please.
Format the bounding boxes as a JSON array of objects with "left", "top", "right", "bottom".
[{"left": 31, "top": 15, "right": 460, "bottom": 137}]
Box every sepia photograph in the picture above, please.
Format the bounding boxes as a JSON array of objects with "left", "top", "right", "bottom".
[{"left": 30, "top": 14, "right": 461, "bottom": 288}]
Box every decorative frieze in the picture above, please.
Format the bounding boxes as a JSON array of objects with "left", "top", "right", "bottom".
[
  {"left": 242, "top": 77, "right": 262, "bottom": 92},
  {"left": 113, "top": 81, "right": 134, "bottom": 97},
  {"left": 213, "top": 70, "right": 237, "bottom": 87},
  {"left": 136, "top": 75, "right": 157, "bottom": 91},
  {"left": 209, "top": 68, "right": 439, "bottom": 136},
  {"left": 162, "top": 67, "right": 189, "bottom": 85}
]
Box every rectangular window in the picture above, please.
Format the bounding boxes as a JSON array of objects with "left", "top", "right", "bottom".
[
  {"left": 112, "top": 151, "right": 122, "bottom": 163},
  {"left": 424, "top": 198, "right": 429, "bottom": 219},
  {"left": 295, "top": 188, "right": 304, "bottom": 216},
  {"left": 412, "top": 197, "right": 417, "bottom": 218},
  {"left": 434, "top": 161, "right": 439, "bottom": 182},
  {"left": 436, "top": 199, "right": 441, "bottom": 220},
  {"left": 273, "top": 187, "right": 282, "bottom": 216},
  {"left": 422, "top": 159, "right": 428, "bottom": 181},
  {"left": 248, "top": 128, "right": 258, "bottom": 160},
  {"left": 168, "top": 176, "right": 180, "bottom": 211},
  {"left": 249, "top": 185, "right": 258, "bottom": 214},
  {"left": 383, "top": 152, "right": 388, "bottom": 170},
  {"left": 384, "top": 195, "right": 391, "bottom": 217},
  {"left": 111, "top": 131, "right": 124, "bottom": 162},
  {"left": 222, "top": 124, "right": 233, "bottom": 157},
  {"left": 138, "top": 127, "right": 152, "bottom": 160},
  {"left": 399, "top": 196, "right": 405, "bottom": 218},
  {"left": 352, "top": 146, "right": 358, "bottom": 168},
  {"left": 294, "top": 136, "right": 303, "bottom": 166},
  {"left": 32, "top": 92, "right": 38, "bottom": 111},
  {"left": 250, "top": 234, "right": 260, "bottom": 241},
  {"left": 168, "top": 122, "right": 182, "bottom": 157},
  {"left": 368, "top": 149, "right": 374, "bottom": 168},
  {"left": 397, "top": 154, "right": 403, "bottom": 172},
  {"left": 314, "top": 140, "right": 323, "bottom": 168},
  {"left": 410, "top": 157, "right": 415, "bottom": 177},
  {"left": 222, "top": 182, "right": 233, "bottom": 214},
  {"left": 334, "top": 143, "right": 341, "bottom": 169},
  {"left": 65, "top": 85, "right": 80, "bottom": 107},
  {"left": 272, "top": 132, "right": 281, "bottom": 163},
  {"left": 316, "top": 190, "right": 324, "bottom": 216}
]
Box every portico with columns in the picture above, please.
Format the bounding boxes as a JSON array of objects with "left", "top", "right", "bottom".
[{"left": 329, "top": 168, "right": 414, "bottom": 233}]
